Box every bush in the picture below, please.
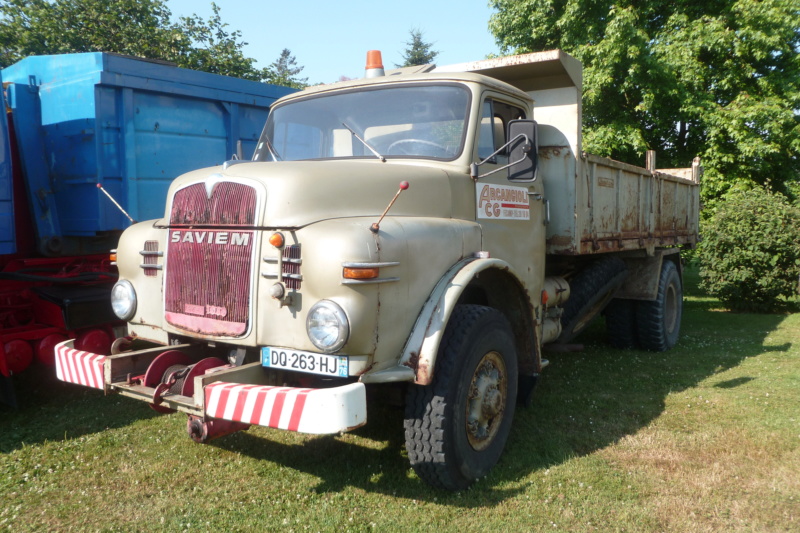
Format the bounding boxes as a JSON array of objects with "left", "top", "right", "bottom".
[{"left": 698, "top": 187, "right": 800, "bottom": 312}]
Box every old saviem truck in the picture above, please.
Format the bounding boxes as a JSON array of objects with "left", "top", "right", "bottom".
[{"left": 53, "top": 49, "right": 700, "bottom": 490}]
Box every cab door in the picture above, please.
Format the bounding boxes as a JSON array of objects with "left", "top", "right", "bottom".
[{"left": 473, "top": 95, "right": 547, "bottom": 327}]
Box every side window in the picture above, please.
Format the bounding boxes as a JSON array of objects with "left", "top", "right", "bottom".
[
  {"left": 477, "top": 99, "right": 526, "bottom": 164},
  {"left": 478, "top": 100, "right": 497, "bottom": 161}
]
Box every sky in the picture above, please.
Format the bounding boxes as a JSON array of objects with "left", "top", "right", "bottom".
[{"left": 166, "top": 0, "right": 502, "bottom": 85}]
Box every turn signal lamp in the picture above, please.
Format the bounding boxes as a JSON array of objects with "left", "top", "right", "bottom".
[
  {"left": 343, "top": 267, "right": 380, "bottom": 280},
  {"left": 269, "top": 232, "right": 285, "bottom": 248}
]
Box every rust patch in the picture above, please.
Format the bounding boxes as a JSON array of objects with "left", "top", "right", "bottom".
[
  {"left": 546, "top": 235, "right": 574, "bottom": 247},
  {"left": 538, "top": 145, "right": 569, "bottom": 160},
  {"left": 415, "top": 362, "right": 431, "bottom": 385},
  {"left": 403, "top": 351, "right": 420, "bottom": 372},
  {"left": 356, "top": 362, "right": 376, "bottom": 376}
]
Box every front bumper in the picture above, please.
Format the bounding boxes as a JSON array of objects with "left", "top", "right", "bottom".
[{"left": 54, "top": 340, "right": 367, "bottom": 434}]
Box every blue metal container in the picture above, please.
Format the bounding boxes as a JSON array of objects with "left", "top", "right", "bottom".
[
  {"left": 1, "top": 53, "right": 293, "bottom": 255},
  {"left": 0, "top": 71, "right": 14, "bottom": 255}
]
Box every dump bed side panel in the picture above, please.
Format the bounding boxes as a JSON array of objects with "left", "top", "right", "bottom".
[{"left": 544, "top": 153, "right": 699, "bottom": 255}]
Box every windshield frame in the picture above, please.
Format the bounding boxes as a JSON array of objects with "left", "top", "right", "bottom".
[{"left": 253, "top": 81, "right": 473, "bottom": 163}]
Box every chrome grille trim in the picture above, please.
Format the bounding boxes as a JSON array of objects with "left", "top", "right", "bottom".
[
  {"left": 282, "top": 245, "right": 302, "bottom": 290},
  {"left": 341, "top": 261, "right": 400, "bottom": 268},
  {"left": 141, "top": 241, "right": 161, "bottom": 277}
]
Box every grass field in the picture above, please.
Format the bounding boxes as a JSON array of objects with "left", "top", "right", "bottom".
[{"left": 1, "top": 268, "right": 798, "bottom": 532}]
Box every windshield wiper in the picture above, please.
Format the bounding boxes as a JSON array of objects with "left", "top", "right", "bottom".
[{"left": 342, "top": 122, "right": 385, "bottom": 162}]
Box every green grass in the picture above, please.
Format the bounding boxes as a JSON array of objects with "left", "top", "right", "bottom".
[{"left": 2, "top": 267, "right": 798, "bottom": 532}]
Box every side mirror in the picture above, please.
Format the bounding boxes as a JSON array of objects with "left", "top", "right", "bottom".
[{"left": 508, "top": 120, "right": 538, "bottom": 182}]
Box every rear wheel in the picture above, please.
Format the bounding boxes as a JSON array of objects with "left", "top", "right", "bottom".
[
  {"left": 604, "top": 298, "right": 639, "bottom": 349},
  {"left": 637, "top": 260, "right": 682, "bottom": 351},
  {"left": 557, "top": 257, "right": 628, "bottom": 344},
  {"left": 404, "top": 305, "right": 518, "bottom": 490}
]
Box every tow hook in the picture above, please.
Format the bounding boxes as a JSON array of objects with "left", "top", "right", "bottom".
[{"left": 152, "top": 366, "right": 190, "bottom": 406}]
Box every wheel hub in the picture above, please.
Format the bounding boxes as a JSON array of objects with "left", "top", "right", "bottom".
[{"left": 466, "top": 351, "right": 507, "bottom": 451}]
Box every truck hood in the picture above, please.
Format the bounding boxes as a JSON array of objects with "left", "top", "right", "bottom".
[{"left": 166, "top": 160, "right": 455, "bottom": 227}]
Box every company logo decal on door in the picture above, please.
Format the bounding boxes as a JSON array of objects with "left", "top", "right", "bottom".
[{"left": 476, "top": 183, "right": 530, "bottom": 220}]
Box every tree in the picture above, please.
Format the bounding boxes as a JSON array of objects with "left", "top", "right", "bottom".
[
  {"left": 489, "top": 1, "right": 800, "bottom": 203},
  {"left": 264, "top": 49, "right": 308, "bottom": 89},
  {"left": 172, "top": 3, "right": 264, "bottom": 81},
  {"left": 698, "top": 187, "right": 800, "bottom": 312},
  {"left": 0, "top": 0, "right": 181, "bottom": 68},
  {"left": 0, "top": 0, "right": 285, "bottom": 83},
  {"left": 398, "top": 29, "right": 439, "bottom": 67}
]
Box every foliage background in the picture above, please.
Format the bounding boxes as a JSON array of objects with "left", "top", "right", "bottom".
[
  {"left": 0, "top": 0, "right": 308, "bottom": 88},
  {"left": 489, "top": 0, "right": 800, "bottom": 204}
]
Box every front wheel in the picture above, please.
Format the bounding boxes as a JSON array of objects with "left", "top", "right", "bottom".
[{"left": 404, "top": 304, "right": 518, "bottom": 490}]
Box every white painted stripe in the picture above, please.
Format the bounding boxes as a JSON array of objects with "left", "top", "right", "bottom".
[
  {"left": 63, "top": 348, "right": 74, "bottom": 383},
  {"left": 257, "top": 387, "right": 282, "bottom": 427},
  {"left": 67, "top": 350, "right": 81, "bottom": 385},
  {"left": 55, "top": 349, "right": 65, "bottom": 381},
  {"left": 222, "top": 384, "right": 249, "bottom": 420},
  {"left": 72, "top": 350, "right": 87, "bottom": 386},
  {"left": 277, "top": 390, "right": 300, "bottom": 430},
  {"left": 205, "top": 383, "right": 226, "bottom": 416},
  {"left": 61, "top": 349, "right": 74, "bottom": 383},
  {"left": 240, "top": 386, "right": 261, "bottom": 423},
  {"left": 93, "top": 355, "right": 105, "bottom": 388},
  {"left": 89, "top": 354, "right": 105, "bottom": 389},
  {"left": 81, "top": 354, "right": 96, "bottom": 388},
  {"left": 75, "top": 352, "right": 89, "bottom": 385}
]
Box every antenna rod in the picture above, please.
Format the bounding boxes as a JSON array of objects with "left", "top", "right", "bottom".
[
  {"left": 97, "top": 183, "right": 136, "bottom": 224},
  {"left": 370, "top": 181, "right": 409, "bottom": 233}
]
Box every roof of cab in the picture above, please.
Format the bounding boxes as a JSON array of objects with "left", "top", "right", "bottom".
[{"left": 273, "top": 70, "right": 532, "bottom": 107}]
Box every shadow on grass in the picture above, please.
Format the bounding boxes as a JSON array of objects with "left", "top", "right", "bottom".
[
  {"left": 0, "top": 367, "right": 159, "bottom": 454},
  {"left": 201, "top": 296, "right": 791, "bottom": 505}
]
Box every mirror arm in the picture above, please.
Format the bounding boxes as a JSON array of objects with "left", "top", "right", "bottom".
[{"left": 470, "top": 133, "right": 531, "bottom": 181}]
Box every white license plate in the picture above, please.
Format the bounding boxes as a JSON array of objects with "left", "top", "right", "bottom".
[{"left": 262, "top": 347, "right": 349, "bottom": 378}]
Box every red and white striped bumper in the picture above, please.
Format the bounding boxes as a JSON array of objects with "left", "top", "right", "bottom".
[
  {"left": 204, "top": 381, "right": 366, "bottom": 434},
  {"left": 54, "top": 340, "right": 106, "bottom": 390},
  {"left": 53, "top": 340, "right": 367, "bottom": 435}
]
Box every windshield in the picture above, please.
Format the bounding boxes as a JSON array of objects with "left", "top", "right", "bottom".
[{"left": 254, "top": 84, "right": 470, "bottom": 162}]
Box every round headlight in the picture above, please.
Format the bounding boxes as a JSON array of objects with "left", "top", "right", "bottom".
[
  {"left": 111, "top": 280, "right": 137, "bottom": 321},
  {"left": 306, "top": 300, "right": 349, "bottom": 353}
]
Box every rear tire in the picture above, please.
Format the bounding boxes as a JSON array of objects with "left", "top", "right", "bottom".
[
  {"left": 557, "top": 257, "right": 628, "bottom": 343},
  {"left": 637, "top": 260, "right": 682, "bottom": 351},
  {"left": 404, "top": 305, "right": 518, "bottom": 491},
  {"left": 604, "top": 298, "right": 639, "bottom": 349}
]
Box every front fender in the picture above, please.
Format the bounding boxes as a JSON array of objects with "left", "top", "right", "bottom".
[{"left": 375, "top": 257, "right": 522, "bottom": 385}]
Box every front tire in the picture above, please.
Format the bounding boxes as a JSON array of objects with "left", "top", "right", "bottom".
[{"left": 404, "top": 305, "right": 518, "bottom": 490}]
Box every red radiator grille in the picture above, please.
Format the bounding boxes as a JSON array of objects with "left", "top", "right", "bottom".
[
  {"left": 170, "top": 182, "right": 257, "bottom": 226},
  {"left": 164, "top": 231, "right": 253, "bottom": 336},
  {"left": 164, "top": 181, "right": 258, "bottom": 337}
]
